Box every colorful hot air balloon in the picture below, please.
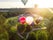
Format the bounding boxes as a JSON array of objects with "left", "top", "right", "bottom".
[
  {"left": 26, "top": 16, "right": 34, "bottom": 25},
  {"left": 19, "top": 16, "right": 26, "bottom": 24},
  {"left": 36, "top": 16, "right": 43, "bottom": 24},
  {"left": 21, "top": 0, "right": 28, "bottom": 5}
]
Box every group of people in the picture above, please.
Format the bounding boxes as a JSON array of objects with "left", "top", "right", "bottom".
[{"left": 17, "top": 12, "right": 43, "bottom": 34}]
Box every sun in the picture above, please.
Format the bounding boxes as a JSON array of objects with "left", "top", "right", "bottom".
[
  {"left": 34, "top": 2, "right": 48, "bottom": 8},
  {"left": 33, "top": 0, "right": 53, "bottom": 8}
]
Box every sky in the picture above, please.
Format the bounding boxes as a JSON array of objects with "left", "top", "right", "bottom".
[{"left": 0, "top": 0, "right": 53, "bottom": 8}]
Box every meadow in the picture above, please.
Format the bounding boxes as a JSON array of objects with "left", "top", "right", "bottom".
[{"left": 0, "top": 8, "right": 53, "bottom": 40}]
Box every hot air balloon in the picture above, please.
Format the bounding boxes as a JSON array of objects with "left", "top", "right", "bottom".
[
  {"left": 36, "top": 16, "right": 43, "bottom": 24},
  {"left": 21, "top": 0, "right": 28, "bottom": 5},
  {"left": 26, "top": 16, "right": 34, "bottom": 25},
  {"left": 19, "top": 16, "right": 26, "bottom": 24}
]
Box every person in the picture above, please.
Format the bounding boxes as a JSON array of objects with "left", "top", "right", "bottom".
[
  {"left": 17, "top": 15, "right": 26, "bottom": 34},
  {"left": 17, "top": 24, "right": 26, "bottom": 34},
  {"left": 17, "top": 12, "right": 33, "bottom": 34}
]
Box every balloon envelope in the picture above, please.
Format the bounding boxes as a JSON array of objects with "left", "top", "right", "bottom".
[
  {"left": 36, "top": 16, "right": 43, "bottom": 24},
  {"left": 21, "top": 0, "right": 28, "bottom": 5},
  {"left": 26, "top": 16, "right": 34, "bottom": 25},
  {"left": 19, "top": 16, "right": 26, "bottom": 24}
]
